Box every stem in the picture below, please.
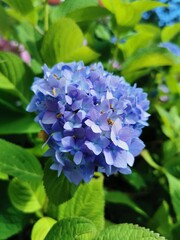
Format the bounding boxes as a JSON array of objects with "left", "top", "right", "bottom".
[{"left": 44, "top": 0, "right": 49, "bottom": 32}]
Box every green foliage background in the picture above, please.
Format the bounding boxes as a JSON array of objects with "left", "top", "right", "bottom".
[{"left": 0, "top": 0, "right": 180, "bottom": 239}]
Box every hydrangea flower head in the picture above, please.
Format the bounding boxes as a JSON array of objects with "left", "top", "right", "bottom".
[{"left": 27, "top": 61, "right": 150, "bottom": 185}]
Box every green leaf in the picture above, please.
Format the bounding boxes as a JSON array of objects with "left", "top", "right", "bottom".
[
  {"left": 102, "top": 0, "right": 166, "bottom": 26},
  {"left": 0, "top": 5, "right": 14, "bottom": 36},
  {"left": 0, "top": 114, "right": 41, "bottom": 135},
  {"left": 165, "top": 173, "right": 180, "bottom": 221},
  {"left": 3, "top": 0, "right": 34, "bottom": 15},
  {"left": 67, "top": 6, "right": 109, "bottom": 22},
  {"left": 41, "top": 18, "right": 83, "bottom": 66},
  {"left": 50, "top": 0, "right": 98, "bottom": 22},
  {"left": 57, "top": 173, "right": 105, "bottom": 230},
  {"left": 141, "top": 149, "right": 162, "bottom": 171},
  {"left": 0, "top": 52, "right": 33, "bottom": 106},
  {"left": 43, "top": 160, "right": 77, "bottom": 205},
  {"left": 148, "top": 201, "right": 173, "bottom": 240},
  {"left": 161, "top": 23, "right": 180, "bottom": 42},
  {"left": 45, "top": 217, "right": 97, "bottom": 240},
  {"left": 132, "top": 1, "right": 167, "bottom": 15},
  {"left": 105, "top": 190, "right": 147, "bottom": 217},
  {"left": 14, "top": 22, "right": 42, "bottom": 64},
  {"left": 95, "top": 223, "right": 166, "bottom": 240},
  {"left": 8, "top": 178, "right": 46, "bottom": 213},
  {"left": 69, "top": 46, "right": 100, "bottom": 64},
  {"left": 31, "top": 217, "right": 57, "bottom": 240},
  {"left": 120, "top": 32, "right": 156, "bottom": 59},
  {"left": 0, "top": 171, "right": 9, "bottom": 180},
  {"left": 0, "top": 139, "right": 42, "bottom": 186},
  {"left": 0, "top": 181, "right": 28, "bottom": 239},
  {"left": 122, "top": 50, "right": 174, "bottom": 74}
]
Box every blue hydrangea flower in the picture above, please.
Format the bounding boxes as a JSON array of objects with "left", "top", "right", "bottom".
[
  {"left": 27, "top": 61, "right": 150, "bottom": 185},
  {"left": 143, "top": 0, "right": 180, "bottom": 26}
]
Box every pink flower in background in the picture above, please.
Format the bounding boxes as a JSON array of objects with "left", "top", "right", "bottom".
[{"left": 0, "top": 36, "right": 31, "bottom": 64}]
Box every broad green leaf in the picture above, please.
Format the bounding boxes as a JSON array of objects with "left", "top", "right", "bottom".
[
  {"left": 0, "top": 52, "right": 33, "bottom": 106},
  {"left": 132, "top": 1, "right": 167, "bottom": 15},
  {"left": 165, "top": 173, "right": 180, "bottom": 221},
  {"left": 163, "top": 140, "right": 180, "bottom": 178},
  {"left": 148, "top": 201, "right": 173, "bottom": 240},
  {"left": 120, "top": 32, "right": 156, "bottom": 59},
  {"left": 41, "top": 18, "right": 83, "bottom": 66},
  {"left": 43, "top": 160, "right": 77, "bottom": 205},
  {"left": 31, "top": 217, "right": 57, "bottom": 240},
  {"left": 105, "top": 190, "right": 147, "bottom": 217},
  {"left": 0, "top": 114, "right": 41, "bottom": 135},
  {"left": 3, "top": 0, "right": 34, "bottom": 14},
  {"left": 95, "top": 223, "right": 166, "bottom": 240},
  {"left": 15, "top": 22, "right": 42, "bottom": 64},
  {"left": 161, "top": 23, "right": 180, "bottom": 42},
  {"left": 156, "top": 106, "right": 180, "bottom": 139},
  {"left": 0, "top": 5, "right": 14, "bottom": 36},
  {"left": 0, "top": 181, "right": 28, "bottom": 239},
  {"left": 69, "top": 46, "right": 100, "bottom": 64},
  {"left": 135, "top": 24, "right": 161, "bottom": 38},
  {"left": 0, "top": 139, "right": 42, "bottom": 186},
  {"left": 57, "top": 173, "right": 105, "bottom": 230},
  {"left": 68, "top": 6, "right": 109, "bottom": 22},
  {"left": 8, "top": 178, "right": 46, "bottom": 213},
  {"left": 0, "top": 172, "right": 9, "bottom": 180},
  {"left": 50, "top": 0, "right": 98, "bottom": 22},
  {"left": 141, "top": 149, "right": 162, "bottom": 171},
  {"left": 122, "top": 50, "right": 174, "bottom": 74},
  {"left": 45, "top": 217, "right": 97, "bottom": 240},
  {"left": 102, "top": 0, "right": 166, "bottom": 26}
]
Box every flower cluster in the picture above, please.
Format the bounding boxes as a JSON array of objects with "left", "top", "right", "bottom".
[
  {"left": 27, "top": 62, "right": 150, "bottom": 185},
  {"left": 143, "top": 0, "right": 180, "bottom": 26},
  {"left": 0, "top": 36, "right": 31, "bottom": 64}
]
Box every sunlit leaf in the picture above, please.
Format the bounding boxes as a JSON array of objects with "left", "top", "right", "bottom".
[
  {"left": 45, "top": 217, "right": 97, "bottom": 240},
  {"left": 58, "top": 173, "right": 105, "bottom": 230}
]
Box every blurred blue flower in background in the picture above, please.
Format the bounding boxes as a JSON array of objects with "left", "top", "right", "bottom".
[
  {"left": 159, "top": 42, "right": 180, "bottom": 56},
  {"left": 143, "top": 0, "right": 180, "bottom": 26},
  {"left": 27, "top": 61, "right": 150, "bottom": 185}
]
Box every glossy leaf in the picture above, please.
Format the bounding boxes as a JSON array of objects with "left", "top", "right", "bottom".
[
  {"left": 0, "top": 139, "right": 42, "bottom": 186},
  {"left": 45, "top": 217, "right": 97, "bottom": 240},
  {"left": 57, "top": 173, "right": 105, "bottom": 230}
]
